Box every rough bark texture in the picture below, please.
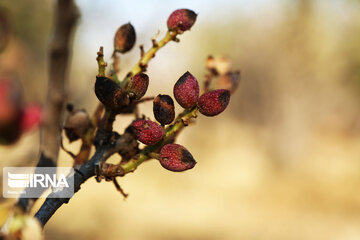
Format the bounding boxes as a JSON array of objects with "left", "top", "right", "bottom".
[{"left": 34, "top": 129, "right": 137, "bottom": 226}]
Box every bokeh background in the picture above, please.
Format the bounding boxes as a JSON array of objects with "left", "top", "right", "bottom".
[{"left": 1, "top": 0, "right": 360, "bottom": 239}]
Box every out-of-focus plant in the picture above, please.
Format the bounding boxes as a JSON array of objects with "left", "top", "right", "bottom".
[
  {"left": 0, "top": 7, "right": 10, "bottom": 53},
  {"left": 0, "top": 77, "right": 42, "bottom": 145}
]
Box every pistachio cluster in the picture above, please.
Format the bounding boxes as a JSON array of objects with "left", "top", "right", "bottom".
[
  {"left": 129, "top": 69, "right": 232, "bottom": 171},
  {"left": 0, "top": 3, "right": 246, "bottom": 234},
  {"left": 63, "top": 9, "right": 239, "bottom": 179},
  {"left": 0, "top": 7, "right": 241, "bottom": 233}
]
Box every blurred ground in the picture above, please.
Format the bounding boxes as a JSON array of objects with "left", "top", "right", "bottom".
[{"left": 1, "top": 0, "right": 360, "bottom": 239}]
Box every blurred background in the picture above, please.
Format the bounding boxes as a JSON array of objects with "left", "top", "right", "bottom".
[{"left": 1, "top": 0, "right": 360, "bottom": 239}]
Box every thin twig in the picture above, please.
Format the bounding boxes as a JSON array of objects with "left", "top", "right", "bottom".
[
  {"left": 60, "top": 135, "right": 76, "bottom": 158},
  {"left": 113, "top": 178, "right": 128, "bottom": 199},
  {"left": 122, "top": 30, "right": 178, "bottom": 85}
]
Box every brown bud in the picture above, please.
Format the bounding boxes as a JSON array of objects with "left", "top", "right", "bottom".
[
  {"left": 173, "top": 71, "right": 199, "bottom": 109},
  {"left": 206, "top": 56, "right": 231, "bottom": 75},
  {"left": 132, "top": 120, "right": 164, "bottom": 145},
  {"left": 114, "top": 23, "right": 136, "bottom": 53},
  {"left": 167, "top": 9, "right": 197, "bottom": 31},
  {"left": 64, "top": 109, "right": 91, "bottom": 142},
  {"left": 215, "top": 71, "right": 240, "bottom": 94},
  {"left": 159, "top": 144, "right": 196, "bottom": 172},
  {"left": 95, "top": 76, "right": 129, "bottom": 112},
  {"left": 205, "top": 56, "right": 215, "bottom": 71},
  {"left": 153, "top": 94, "right": 175, "bottom": 125},
  {"left": 127, "top": 73, "right": 149, "bottom": 100},
  {"left": 198, "top": 89, "right": 230, "bottom": 117}
]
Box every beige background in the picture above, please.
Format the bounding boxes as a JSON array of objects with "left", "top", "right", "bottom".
[{"left": 1, "top": 0, "right": 360, "bottom": 239}]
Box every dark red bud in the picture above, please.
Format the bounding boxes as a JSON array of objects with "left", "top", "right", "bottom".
[
  {"left": 127, "top": 73, "right": 149, "bottom": 100},
  {"left": 64, "top": 109, "right": 91, "bottom": 142},
  {"left": 173, "top": 71, "right": 199, "bottom": 109},
  {"left": 198, "top": 89, "right": 230, "bottom": 116},
  {"left": 114, "top": 23, "right": 136, "bottom": 53},
  {"left": 167, "top": 9, "right": 197, "bottom": 31},
  {"left": 95, "top": 76, "right": 129, "bottom": 112},
  {"left": 132, "top": 120, "right": 164, "bottom": 145},
  {"left": 159, "top": 144, "right": 196, "bottom": 172},
  {"left": 153, "top": 94, "right": 175, "bottom": 125}
]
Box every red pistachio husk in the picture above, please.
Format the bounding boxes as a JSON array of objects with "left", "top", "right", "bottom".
[
  {"left": 198, "top": 89, "right": 230, "bottom": 117},
  {"left": 173, "top": 71, "right": 199, "bottom": 109},
  {"left": 132, "top": 120, "right": 164, "bottom": 145},
  {"left": 159, "top": 144, "right": 196, "bottom": 172},
  {"left": 167, "top": 9, "right": 197, "bottom": 32}
]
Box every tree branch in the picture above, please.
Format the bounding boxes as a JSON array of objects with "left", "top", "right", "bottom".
[
  {"left": 34, "top": 106, "right": 198, "bottom": 226},
  {"left": 34, "top": 148, "right": 104, "bottom": 226},
  {"left": 32, "top": 8, "right": 201, "bottom": 228},
  {"left": 34, "top": 129, "right": 135, "bottom": 226},
  {"left": 16, "top": 0, "right": 79, "bottom": 212}
]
